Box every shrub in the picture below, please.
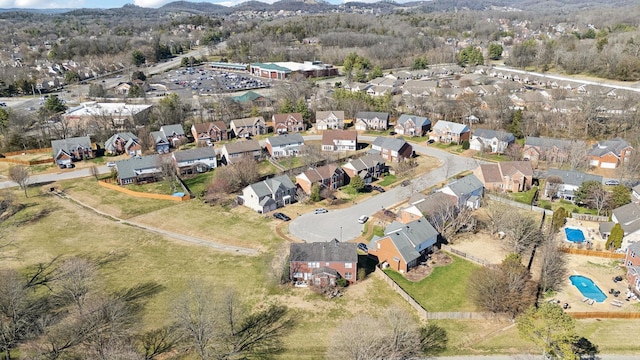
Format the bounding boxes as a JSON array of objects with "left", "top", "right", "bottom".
[
  {"left": 357, "top": 268, "right": 366, "bottom": 281},
  {"left": 461, "top": 140, "right": 470, "bottom": 150},
  {"left": 336, "top": 278, "right": 348, "bottom": 287}
]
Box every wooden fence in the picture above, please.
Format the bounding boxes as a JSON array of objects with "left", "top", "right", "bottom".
[
  {"left": 98, "top": 181, "right": 191, "bottom": 202},
  {"left": 3, "top": 148, "right": 52, "bottom": 156},
  {"left": 374, "top": 268, "right": 428, "bottom": 319},
  {"left": 441, "top": 245, "right": 492, "bottom": 267},
  {"left": 559, "top": 247, "right": 625, "bottom": 259},
  {"left": 569, "top": 312, "right": 640, "bottom": 319},
  {"left": 571, "top": 213, "right": 609, "bottom": 222},
  {"left": 0, "top": 158, "right": 53, "bottom": 165}
]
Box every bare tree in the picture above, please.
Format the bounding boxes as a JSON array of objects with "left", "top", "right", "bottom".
[
  {"left": 505, "top": 211, "right": 544, "bottom": 256},
  {"left": 566, "top": 141, "right": 590, "bottom": 171},
  {"left": 538, "top": 238, "right": 568, "bottom": 294},
  {"left": 53, "top": 257, "right": 97, "bottom": 313},
  {"left": 158, "top": 156, "right": 178, "bottom": 192},
  {"left": 137, "top": 126, "right": 155, "bottom": 154},
  {"left": 0, "top": 269, "right": 40, "bottom": 360},
  {"left": 90, "top": 165, "right": 100, "bottom": 181},
  {"left": 585, "top": 186, "right": 611, "bottom": 216},
  {"left": 427, "top": 200, "right": 476, "bottom": 243},
  {"left": 545, "top": 176, "right": 563, "bottom": 200},
  {"left": 8, "top": 165, "right": 30, "bottom": 198}
]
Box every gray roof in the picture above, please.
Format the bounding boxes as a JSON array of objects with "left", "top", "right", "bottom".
[
  {"left": 266, "top": 133, "right": 304, "bottom": 147},
  {"left": 627, "top": 241, "right": 640, "bottom": 255},
  {"left": 150, "top": 131, "right": 168, "bottom": 144},
  {"left": 247, "top": 174, "right": 295, "bottom": 198},
  {"left": 397, "top": 114, "right": 431, "bottom": 127},
  {"left": 160, "top": 124, "right": 185, "bottom": 137},
  {"left": 115, "top": 154, "right": 161, "bottom": 179},
  {"left": 546, "top": 169, "right": 602, "bottom": 187},
  {"left": 51, "top": 136, "right": 92, "bottom": 156},
  {"left": 472, "top": 128, "right": 515, "bottom": 142},
  {"left": 372, "top": 136, "right": 411, "bottom": 152},
  {"left": 356, "top": 111, "right": 389, "bottom": 121},
  {"left": 172, "top": 147, "right": 217, "bottom": 162},
  {"left": 432, "top": 120, "right": 469, "bottom": 134},
  {"left": 525, "top": 136, "right": 577, "bottom": 150},
  {"left": 589, "top": 138, "right": 632, "bottom": 157},
  {"left": 633, "top": 184, "right": 640, "bottom": 194},
  {"left": 370, "top": 217, "right": 438, "bottom": 263},
  {"left": 290, "top": 239, "right": 357, "bottom": 263},
  {"left": 346, "top": 154, "right": 385, "bottom": 172},
  {"left": 444, "top": 174, "right": 483, "bottom": 197},
  {"left": 613, "top": 202, "right": 640, "bottom": 235},
  {"left": 104, "top": 132, "right": 138, "bottom": 151},
  {"left": 223, "top": 139, "right": 262, "bottom": 155}
]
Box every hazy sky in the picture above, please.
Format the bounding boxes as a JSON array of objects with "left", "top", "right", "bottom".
[{"left": 0, "top": 0, "right": 373, "bottom": 9}]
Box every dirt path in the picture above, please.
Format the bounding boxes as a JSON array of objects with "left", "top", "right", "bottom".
[{"left": 53, "top": 192, "right": 258, "bottom": 256}]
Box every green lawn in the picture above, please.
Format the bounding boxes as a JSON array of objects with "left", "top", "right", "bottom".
[
  {"left": 182, "top": 171, "right": 215, "bottom": 196},
  {"left": 510, "top": 186, "right": 538, "bottom": 204},
  {"left": 384, "top": 254, "right": 479, "bottom": 311},
  {"left": 378, "top": 174, "right": 398, "bottom": 186},
  {"left": 474, "top": 153, "right": 512, "bottom": 162}
]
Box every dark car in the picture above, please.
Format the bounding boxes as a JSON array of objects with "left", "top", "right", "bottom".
[
  {"left": 357, "top": 243, "right": 368, "bottom": 252},
  {"left": 426, "top": 139, "right": 435, "bottom": 144},
  {"left": 400, "top": 179, "right": 411, "bottom": 187},
  {"left": 389, "top": 131, "right": 397, "bottom": 135},
  {"left": 273, "top": 212, "right": 291, "bottom": 221},
  {"left": 373, "top": 185, "right": 386, "bottom": 193}
]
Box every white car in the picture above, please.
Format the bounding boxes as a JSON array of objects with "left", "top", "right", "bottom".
[
  {"left": 106, "top": 162, "right": 116, "bottom": 167},
  {"left": 314, "top": 208, "right": 328, "bottom": 214},
  {"left": 604, "top": 179, "right": 620, "bottom": 186},
  {"left": 358, "top": 215, "right": 369, "bottom": 224}
]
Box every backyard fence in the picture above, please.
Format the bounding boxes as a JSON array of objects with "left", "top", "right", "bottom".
[
  {"left": 374, "top": 268, "right": 428, "bottom": 319},
  {"left": 441, "top": 245, "right": 492, "bottom": 267},
  {"left": 2, "top": 148, "right": 52, "bottom": 156},
  {"left": 0, "top": 158, "right": 53, "bottom": 166},
  {"left": 570, "top": 213, "right": 609, "bottom": 222},
  {"left": 569, "top": 312, "right": 640, "bottom": 319},
  {"left": 98, "top": 180, "right": 191, "bottom": 202},
  {"left": 487, "top": 194, "right": 553, "bottom": 216},
  {"left": 558, "top": 247, "right": 625, "bottom": 259}
]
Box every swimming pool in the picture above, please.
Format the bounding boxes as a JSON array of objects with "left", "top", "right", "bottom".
[
  {"left": 569, "top": 275, "right": 607, "bottom": 302},
  {"left": 565, "top": 227, "right": 586, "bottom": 243}
]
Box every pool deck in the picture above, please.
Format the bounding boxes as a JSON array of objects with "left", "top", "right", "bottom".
[{"left": 562, "top": 218, "right": 607, "bottom": 249}]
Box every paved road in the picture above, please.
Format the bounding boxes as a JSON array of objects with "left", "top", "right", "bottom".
[{"left": 288, "top": 136, "right": 481, "bottom": 243}]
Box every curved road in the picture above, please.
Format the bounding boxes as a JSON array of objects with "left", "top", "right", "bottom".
[{"left": 288, "top": 136, "right": 481, "bottom": 243}]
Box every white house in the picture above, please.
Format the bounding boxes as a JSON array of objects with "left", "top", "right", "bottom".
[
  {"left": 315, "top": 111, "right": 345, "bottom": 130},
  {"left": 240, "top": 174, "right": 297, "bottom": 213},
  {"left": 470, "top": 128, "right": 515, "bottom": 154},
  {"left": 544, "top": 169, "right": 603, "bottom": 202},
  {"left": 321, "top": 130, "right": 357, "bottom": 152},
  {"left": 265, "top": 133, "right": 305, "bottom": 158},
  {"left": 172, "top": 147, "right": 217, "bottom": 175},
  {"left": 436, "top": 174, "right": 484, "bottom": 209}
]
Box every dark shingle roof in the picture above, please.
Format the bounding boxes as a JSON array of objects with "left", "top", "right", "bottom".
[
  {"left": 51, "top": 136, "right": 92, "bottom": 156},
  {"left": 266, "top": 133, "right": 304, "bottom": 147},
  {"left": 613, "top": 202, "right": 640, "bottom": 235},
  {"left": 247, "top": 174, "right": 295, "bottom": 198},
  {"left": 525, "top": 136, "right": 577, "bottom": 150},
  {"left": 546, "top": 169, "right": 602, "bottom": 187},
  {"left": 472, "top": 128, "right": 515, "bottom": 142},
  {"left": 370, "top": 217, "right": 438, "bottom": 263},
  {"left": 115, "top": 154, "right": 161, "bottom": 179},
  {"left": 397, "top": 114, "right": 431, "bottom": 127},
  {"left": 160, "top": 124, "right": 185, "bottom": 136},
  {"left": 356, "top": 111, "right": 389, "bottom": 121},
  {"left": 372, "top": 136, "right": 411, "bottom": 152},
  {"left": 444, "top": 174, "right": 483, "bottom": 197},
  {"left": 290, "top": 239, "right": 357, "bottom": 263},
  {"left": 589, "top": 138, "right": 632, "bottom": 157},
  {"left": 223, "top": 140, "right": 262, "bottom": 155},
  {"left": 172, "top": 147, "right": 217, "bottom": 162}
]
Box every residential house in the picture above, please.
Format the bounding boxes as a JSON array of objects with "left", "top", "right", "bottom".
[
  {"left": 394, "top": 114, "right": 432, "bottom": 137},
  {"left": 589, "top": 138, "right": 633, "bottom": 169},
  {"left": 399, "top": 192, "right": 457, "bottom": 223},
  {"left": 544, "top": 169, "right": 603, "bottom": 201},
  {"left": 149, "top": 130, "right": 170, "bottom": 154},
  {"left": 354, "top": 111, "right": 389, "bottom": 131},
  {"left": 114, "top": 154, "right": 162, "bottom": 185},
  {"left": 321, "top": 130, "right": 357, "bottom": 152},
  {"left": 295, "top": 164, "right": 347, "bottom": 195},
  {"left": 241, "top": 174, "right": 297, "bottom": 213},
  {"left": 265, "top": 133, "right": 305, "bottom": 158},
  {"left": 51, "top": 136, "right": 94, "bottom": 166},
  {"left": 522, "top": 136, "right": 582, "bottom": 165},
  {"left": 436, "top": 174, "right": 484, "bottom": 209},
  {"left": 230, "top": 117, "right": 266, "bottom": 138},
  {"left": 370, "top": 136, "right": 413, "bottom": 162},
  {"left": 104, "top": 132, "right": 141, "bottom": 157},
  {"left": 272, "top": 113, "right": 305, "bottom": 134},
  {"left": 624, "top": 242, "right": 640, "bottom": 296},
  {"left": 429, "top": 120, "right": 471, "bottom": 144},
  {"left": 470, "top": 128, "right": 515, "bottom": 154},
  {"left": 190, "top": 121, "right": 228, "bottom": 144},
  {"left": 315, "top": 111, "right": 345, "bottom": 130},
  {"left": 599, "top": 202, "right": 640, "bottom": 251},
  {"left": 289, "top": 240, "right": 358, "bottom": 286},
  {"left": 172, "top": 147, "right": 217, "bottom": 176},
  {"left": 230, "top": 91, "right": 270, "bottom": 108},
  {"left": 149, "top": 124, "right": 187, "bottom": 153},
  {"left": 341, "top": 154, "right": 386, "bottom": 184},
  {"left": 220, "top": 140, "right": 263, "bottom": 164},
  {"left": 368, "top": 217, "right": 439, "bottom": 273},
  {"left": 473, "top": 161, "right": 533, "bottom": 193}
]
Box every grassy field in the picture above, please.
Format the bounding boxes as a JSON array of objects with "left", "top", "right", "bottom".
[{"left": 384, "top": 254, "right": 479, "bottom": 312}]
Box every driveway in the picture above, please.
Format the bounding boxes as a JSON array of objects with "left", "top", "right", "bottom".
[{"left": 288, "top": 136, "right": 481, "bottom": 243}]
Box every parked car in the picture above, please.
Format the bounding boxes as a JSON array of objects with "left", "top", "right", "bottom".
[
  {"left": 400, "top": 179, "right": 411, "bottom": 187},
  {"left": 372, "top": 185, "right": 386, "bottom": 193},
  {"left": 357, "top": 243, "right": 368, "bottom": 252},
  {"left": 314, "top": 208, "right": 328, "bottom": 214},
  {"left": 605, "top": 179, "right": 620, "bottom": 186},
  {"left": 273, "top": 212, "right": 291, "bottom": 221},
  {"left": 426, "top": 139, "right": 435, "bottom": 144},
  {"left": 357, "top": 215, "right": 369, "bottom": 224},
  {"left": 106, "top": 162, "right": 116, "bottom": 167}
]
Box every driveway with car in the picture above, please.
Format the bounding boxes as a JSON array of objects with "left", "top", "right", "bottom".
[{"left": 288, "top": 136, "right": 481, "bottom": 243}]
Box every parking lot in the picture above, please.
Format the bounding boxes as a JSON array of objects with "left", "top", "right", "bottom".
[{"left": 149, "top": 66, "right": 270, "bottom": 98}]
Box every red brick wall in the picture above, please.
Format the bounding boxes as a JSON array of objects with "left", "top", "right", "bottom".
[
  {"left": 369, "top": 237, "right": 407, "bottom": 272},
  {"left": 290, "top": 261, "right": 357, "bottom": 283}
]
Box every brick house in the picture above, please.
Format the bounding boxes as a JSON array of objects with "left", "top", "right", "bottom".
[
  {"left": 473, "top": 161, "right": 533, "bottom": 193},
  {"left": 589, "top": 138, "right": 634, "bottom": 169},
  {"left": 625, "top": 242, "right": 640, "bottom": 296},
  {"left": 394, "top": 114, "right": 431, "bottom": 137},
  {"left": 191, "top": 121, "right": 229, "bottom": 144},
  {"left": 354, "top": 111, "right": 389, "bottom": 131},
  {"left": 104, "top": 132, "right": 141, "bottom": 157},
  {"left": 368, "top": 217, "right": 439, "bottom": 273},
  {"left": 272, "top": 113, "right": 305, "bottom": 134},
  {"left": 51, "top": 136, "right": 94, "bottom": 166},
  {"left": 220, "top": 140, "right": 263, "bottom": 164},
  {"left": 321, "top": 129, "right": 357, "bottom": 152},
  {"left": 290, "top": 239, "right": 358, "bottom": 286},
  {"left": 522, "top": 137, "right": 583, "bottom": 165},
  {"left": 316, "top": 111, "right": 345, "bottom": 131},
  {"left": 295, "top": 163, "right": 347, "bottom": 195},
  {"left": 370, "top": 136, "right": 414, "bottom": 162}
]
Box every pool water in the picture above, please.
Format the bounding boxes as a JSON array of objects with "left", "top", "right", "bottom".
[
  {"left": 565, "top": 227, "right": 586, "bottom": 243},
  {"left": 569, "top": 275, "right": 607, "bottom": 302}
]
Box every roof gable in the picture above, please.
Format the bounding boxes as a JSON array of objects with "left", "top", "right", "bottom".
[{"left": 290, "top": 239, "right": 357, "bottom": 263}]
